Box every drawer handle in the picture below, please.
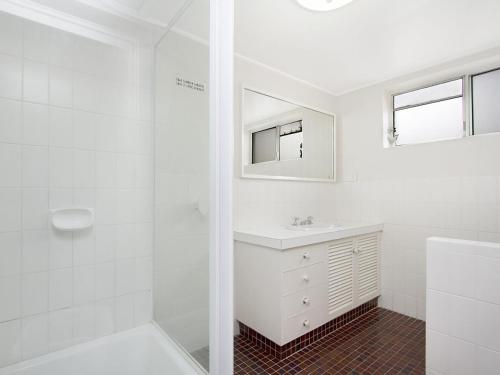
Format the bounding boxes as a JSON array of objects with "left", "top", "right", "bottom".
[
  {"left": 302, "top": 297, "right": 311, "bottom": 305},
  {"left": 302, "top": 252, "right": 310, "bottom": 260},
  {"left": 302, "top": 274, "right": 310, "bottom": 282},
  {"left": 302, "top": 320, "right": 310, "bottom": 328}
]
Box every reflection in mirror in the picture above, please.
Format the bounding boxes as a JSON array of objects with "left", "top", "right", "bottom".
[{"left": 242, "top": 89, "right": 335, "bottom": 181}]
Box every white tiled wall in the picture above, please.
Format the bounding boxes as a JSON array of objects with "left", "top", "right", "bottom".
[
  {"left": 333, "top": 67, "right": 500, "bottom": 320},
  {"left": 0, "top": 12, "right": 153, "bottom": 368},
  {"left": 426, "top": 237, "right": 500, "bottom": 375}
]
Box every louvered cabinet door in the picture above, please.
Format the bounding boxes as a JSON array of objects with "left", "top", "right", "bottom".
[
  {"left": 356, "top": 233, "right": 380, "bottom": 302},
  {"left": 327, "top": 238, "right": 355, "bottom": 316}
]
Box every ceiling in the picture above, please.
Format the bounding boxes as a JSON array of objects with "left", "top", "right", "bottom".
[{"left": 11, "top": 0, "right": 500, "bottom": 95}]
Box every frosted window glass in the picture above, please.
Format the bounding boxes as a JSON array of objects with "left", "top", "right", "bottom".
[
  {"left": 394, "top": 79, "right": 463, "bottom": 109},
  {"left": 280, "top": 132, "right": 303, "bottom": 161},
  {"left": 252, "top": 127, "right": 277, "bottom": 163},
  {"left": 395, "top": 97, "right": 463, "bottom": 145},
  {"left": 472, "top": 69, "right": 500, "bottom": 135}
]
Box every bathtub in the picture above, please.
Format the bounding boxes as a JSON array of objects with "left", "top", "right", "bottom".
[{"left": 0, "top": 324, "right": 205, "bottom": 375}]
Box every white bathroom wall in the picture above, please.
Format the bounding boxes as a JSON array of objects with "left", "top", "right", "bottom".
[
  {"left": 153, "top": 30, "right": 210, "bottom": 353},
  {"left": 233, "top": 58, "right": 338, "bottom": 230},
  {"left": 426, "top": 237, "right": 500, "bottom": 374},
  {"left": 332, "top": 54, "right": 500, "bottom": 320},
  {"left": 0, "top": 12, "right": 153, "bottom": 367}
]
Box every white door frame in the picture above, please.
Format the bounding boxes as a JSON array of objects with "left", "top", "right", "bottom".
[{"left": 209, "top": 0, "right": 234, "bottom": 374}]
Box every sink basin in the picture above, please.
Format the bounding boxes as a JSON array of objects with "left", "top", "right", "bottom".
[{"left": 286, "top": 223, "right": 340, "bottom": 232}]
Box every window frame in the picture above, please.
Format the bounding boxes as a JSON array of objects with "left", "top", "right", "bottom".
[
  {"left": 470, "top": 66, "right": 500, "bottom": 136},
  {"left": 391, "top": 76, "right": 467, "bottom": 147}
]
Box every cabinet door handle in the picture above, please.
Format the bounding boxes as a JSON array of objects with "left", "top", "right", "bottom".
[
  {"left": 302, "top": 297, "right": 311, "bottom": 305},
  {"left": 302, "top": 274, "right": 310, "bottom": 282},
  {"left": 302, "top": 319, "right": 310, "bottom": 328},
  {"left": 302, "top": 252, "right": 310, "bottom": 260}
]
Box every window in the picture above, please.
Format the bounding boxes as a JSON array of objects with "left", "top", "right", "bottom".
[
  {"left": 251, "top": 121, "right": 303, "bottom": 164},
  {"left": 472, "top": 68, "right": 500, "bottom": 135},
  {"left": 392, "top": 78, "right": 465, "bottom": 146}
]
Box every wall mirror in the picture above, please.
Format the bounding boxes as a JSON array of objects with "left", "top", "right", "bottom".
[{"left": 241, "top": 88, "right": 336, "bottom": 182}]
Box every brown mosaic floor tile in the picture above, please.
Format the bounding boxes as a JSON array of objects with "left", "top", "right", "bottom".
[{"left": 234, "top": 308, "right": 425, "bottom": 375}]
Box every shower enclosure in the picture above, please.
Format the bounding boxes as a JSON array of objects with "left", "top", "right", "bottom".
[{"left": 0, "top": 0, "right": 233, "bottom": 374}]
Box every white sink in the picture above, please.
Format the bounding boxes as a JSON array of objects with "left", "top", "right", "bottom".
[{"left": 286, "top": 223, "right": 340, "bottom": 232}]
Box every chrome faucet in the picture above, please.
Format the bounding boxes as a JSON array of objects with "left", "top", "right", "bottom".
[{"left": 295, "top": 216, "right": 314, "bottom": 226}]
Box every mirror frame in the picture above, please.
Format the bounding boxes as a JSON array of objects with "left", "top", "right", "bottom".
[{"left": 240, "top": 86, "right": 337, "bottom": 183}]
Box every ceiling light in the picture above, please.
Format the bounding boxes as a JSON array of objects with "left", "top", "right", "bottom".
[{"left": 296, "top": 0, "right": 355, "bottom": 12}]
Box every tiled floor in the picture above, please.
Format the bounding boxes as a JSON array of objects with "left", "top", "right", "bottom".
[{"left": 234, "top": 308, "right": 425, "bottom": 375}]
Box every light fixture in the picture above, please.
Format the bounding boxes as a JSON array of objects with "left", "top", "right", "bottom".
[{"left": 296, "top": 0, "right": 355, "bottom": 12}]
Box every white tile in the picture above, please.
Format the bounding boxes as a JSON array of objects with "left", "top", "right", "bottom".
[
  {"left": 427, "top": 290, "right": 451, "bottom": 335},
  {"left": 476, "top": 301, "right": 500, "bottom": 352},
  {"left": 95, "top": 262, "right": 114, "bottom": 300},
  {"left": 22, "top": 146, "right": 48, "bottom": 187},
  {"left": 0, "top": 232, "right": 21, "bottom": 277},
  {"left": 96, "top": 189, "right": 116, "bottom": 225},
  {"left": 49, "top": 229, "right": 72, "bottom": 269},
  {"left": 73, "top": 304, "right": 95, "bottom": 344},
  {"left": 49, "top": 268, "right": 72, "bottom": 311},
  {"left": 73, "top": 228, "right": 95, "bottom": 266},
  {"left": 449, "top": 295, "right": 477, "bottom": 343},
  {"left": 0, "top": 320, "right": 21, "bottom": 367},
  {"left": 22, "top": 189, "right": 48, "bottom": 230},
  {"left": 96, "top": 152, "right": 116, "bottom": 188},
  {"left": 73, "top": 73, "right": 98, "bottom": 112},
  {"left": 135, "top": 257, "right": 152, "bottom": 291},
  {"left": 116, "top": 259, "right": 135, "bottom": 295},
  {"left": 116, "top": 154, "right": 135, "bottom": 188},
  {"left": 476, "top": 253, "right": 500, "bottom": 304},
  {"left": 48, "top": 308, "right": 73, "bottom": 352},
  {"left": 115, "top": 294, "right": 134, "bottom": 332},
  {"left": 0, "top": 54, "right": 22, "bottom": 99},
  {"left": 73, "top": 150, "right": 95, "bottom": 188},
  {"left": 0, "top": 189, "right": 22, "bottom": 232},
  {"left": 22, "top": 102, "right": 49, "bottom": 145},
  {"left": 49, "top": 107, "right": 73, "bottom": 147},
  {"left": 426, "top": 329, "right": 450, "bottom": 375},
  {"left": 23, "top": 61, "right": 48, "bottom": 104},
  {"left": 116, "top": 190, "right": 135, "bottom": 223},
  {"left": 0, "top": 275, "right": 21, "bottom": 322},
  {"left": 476, "top": 345, "right": 500, "bottom": 375},
  {"left": 115, "top": 225, "right": 135, "bottom": 259},
  {"left": 49, "top": 66, "right": 72, "bottom": 108},
  {"left": 0, "top": 143, "right": 21, "bottom": 187},
  {"left": 22, "top": 230, "right": 49, "bottom": 273},
  {"left": 23, "top": 21, "right": 50, "bottom": 63},
  {"left": 0, "top": 13, "right": 23, "bottom": 56},
  {"left": 73, "top": 266, "right": 95, "bottom": 305},
  {"left": 73, "top": 188, "right": 95, "bottom": 208},
  {"left": 449, "top": 249, "right": 475, "bottom": 298},
  {"left": 448, "top": 337, "right": 475, "bottom": 375},
  {"left": 49, "top": 148, "right": 73, "bottom": 188},
  {"left": 95, "top": 298, "right": 114, "bottom": 337},
  {"left": 0, "top": 97, "right": 22, "bottom": 143},
  {"left": 48, "top": 29, "right": 74, "bottom": 69},
  {"left": 22, "top": 272, "right": 48, "bottom": 316},
  {"left": 95, "top": 114, "right": 116, "bottom": 152},
  {"left": 95, "top": 226, "right": 115, "bottom": 263},
  {"left": 21, "top": 314, "right": 48, "bottom": 360},
  {"left": 73, "top": 111, "right": 96, "bottom": 150},
  {"left": 135, "top": 223, "right": 153, "bottom": 257},
  {"left": 134, "top": 291, "right": 152, "bottom": 325}
]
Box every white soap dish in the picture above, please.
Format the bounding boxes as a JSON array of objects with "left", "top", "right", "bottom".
[{"left": 51, "top": 208, "right": 95, "bottom": 232}]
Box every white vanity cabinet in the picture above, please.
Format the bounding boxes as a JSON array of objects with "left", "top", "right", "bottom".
[{"left": 235, "top": 227, "right": 382, "bottom": 346}]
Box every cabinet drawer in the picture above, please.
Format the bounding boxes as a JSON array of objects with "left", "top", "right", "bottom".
[
  {"left": 282, "top": 284, "right": 327, "bottom": 318},
  {"left": 283, "top": 307, "right": 324, "bottom": 343},
  {"left": 281, "top": 244, "right": 326, "bottom": 271},
  {"left": 282, "top": 262, "right": 326, "bottom": 295}
]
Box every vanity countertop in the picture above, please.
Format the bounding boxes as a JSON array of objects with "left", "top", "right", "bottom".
[{"left": 234, "top": 222, "right": 384, "bottom": 250}]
